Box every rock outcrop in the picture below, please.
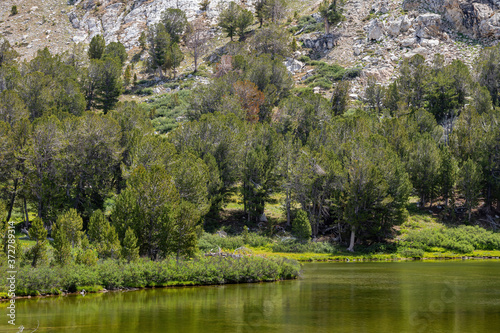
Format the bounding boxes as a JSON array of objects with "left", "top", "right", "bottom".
[
  {"left": 68, "top": 0, "right": 256, "bottom": 49},
  {"left": 300, "top": 33, "right": 341, "bottom": 53},
  {"left": 367, "top": 19, "right": 385, "bottom": 41},
  {"left": 403, "top": 0, "right": 500, "bottom": 38}
]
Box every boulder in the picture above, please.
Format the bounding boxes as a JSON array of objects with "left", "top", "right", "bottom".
[
  {"left": 400, "top": 37, "right": 417, "bottom": 47},
  {"left": 413, "top": 47, "right": 429, "bottom": 56},
  {"left": 367, "top": 19, "right": 384, "bottom": 41},
  {"left": 415, "top": 13, "right": 442, "bottom": 38},
  {"left": 400, "top": 15, "right": 412, "bottom": 33},
  {"left": 285, "top": 58, "right": 305, "bottom": 73},
  {"left": 386, "top": 18, "right": 402, "bottom": 37},
  {"left": 480, "top": 13, "right": 500, "bottom": 38},
  {"left": 420, "top": 38, "right": 440, "bottom": 47}
]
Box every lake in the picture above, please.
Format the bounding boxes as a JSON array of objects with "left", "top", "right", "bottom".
[{"left": 2, "top": 260, "right": 500, "bottom": 332}]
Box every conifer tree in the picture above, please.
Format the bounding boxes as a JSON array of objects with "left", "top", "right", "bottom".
[
  {"left": 55, "top": 209, "right": 83, "bottom": 247},
  {"left": 292, "top": 209, "right": 311, "bottom": 241},
  {"left": 88, "top": 34, "right": 106, "bottom": 60},
  {"left": 148, "top": 23, "right": 171, "bottom": 77},
  {"left": 218, "top": 2, "right": 240, "bottom": 41},
  {"left": 28, "top": 217, "right": 47, "bottom": 267},
  {"left": 52, "top": 222, "right": 71, "bottom": 265},
  {"left": 458, "top": 159, "right": 482, "bottom": 222},
  {"left": 88, "top": 210, "right": 122, "bottom": 259},
  {"left": 124, "top": 64, "right": 132, "bottom": 86},
  {"left": 122, "top": 227, "right": 139, "bottom": 262}
]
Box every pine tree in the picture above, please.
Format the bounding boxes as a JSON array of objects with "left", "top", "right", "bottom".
[
  {"left": 199, "top": 0, "right": 210, "bottom": 11},
  {"left": 438, "top": 146, "right": 457, "bottom": 208},
  {"left": 148, "top": 23, "right": 171, "bottom": 77},
  {"left": 139, "top": 32, "right": 147, "bottom": 51},
  {"left": 122, "top": 227, "right": 139, "bottom": 262},
  {"left": 103, "top": 41, "right": 128, "bottom": 67},
  {"left": 319, "top": 0, "right": 344, "bottom": 34},
  {"left": 75, "top": 236, "right": 99, "bottom": 266},
  {"left": 458, "top": 158, "right": 483, "bottom": 222},
  {"left": 161, "top": 8, "right": 188, "bottom": 44},
  {"left": 28, "top": 217, "right": 47, "bottom": 267},
  {"left": 52, "top": 222, "right": 71, "bottom": 265},
  {"left": 55, "top": 209, "right": 83, "bottom": 247},
  {"left": 331, "top": 80, "right": 350, "bottom": 116},
  {"left": 292, "top": 209, "right": 311, "bottom": 241},
  {"left": 290, "top": 37, "right": 298, "bottom": 52},
  {"left": 88, "top": 210, "right": 121, "bottom": 259},
  {"left": 88, "top": 34, "right": 106, "bottom": 60},
  {"left": 165, "top": 42, "right": 184, "bottom": 78},
  {"left": 408, "top": 133, "right": 441, "bottom": 207},
  {"left": 237, "top": 8, "right": 253, "bottom": 41},
  {"left": 172, "top": 201, "right": 202, "bottom": 259},
  {"left": 124, "top": 64, "right": 132, "bottom": 86},
  {"left": 218, "top": 1, "right": 240, "bottom": 41},
  {"left": 95, "top": 56, "right": 123, "bottom": 113},
  {"left": 112, "top": 165, "right": 180, "bottom": 259}
]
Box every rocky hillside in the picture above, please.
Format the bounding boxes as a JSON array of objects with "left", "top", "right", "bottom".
[
  {"left": 67, "top": 0, "right": 246, "bottom": 50},
  {"left": 295, "top": 0, "right": 500, "bottom": 94},
  {"left": 1, "top": 0, "right": 500, "bottom": 87}
]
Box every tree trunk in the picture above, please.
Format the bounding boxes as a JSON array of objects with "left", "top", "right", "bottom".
[
  {"left": 486, "top": 155, "right": 492, "bottom": 209},
  {"left": 285, "top": 188, "right": 291, "bottom": 226},
  {"left": 194, "top": 48, "right": 198, "bottom": 73},
  {"left": 347, "top": 226, "right": 355, "bottom": 252},
  {"left": 6, "top": 178, "right": 18, "bottom": 222},
  {"left": 325, "top": 19, "right": 330, "bottom": 34},
  {"left": 23, "top": 197, "right": 30, "bottom": 228}
]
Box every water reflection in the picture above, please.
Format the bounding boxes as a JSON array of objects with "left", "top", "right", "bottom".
[{"left": 2, "top": 260, "right": 499, "bottom": 333}]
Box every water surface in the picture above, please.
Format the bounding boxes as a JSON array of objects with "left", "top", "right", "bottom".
[{"left": 2, "top": 260, "right": 500, "bottom": 332}]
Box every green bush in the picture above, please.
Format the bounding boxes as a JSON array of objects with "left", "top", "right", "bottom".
[
  {"left": 400, "top": 225, "right": 500, "bottom": 253},
  {"left": 146, "top": 90, "right": 191, "bottom": 133},
  {"left": 198, "top": 233, "right": 245, "bottom": 252},
  {"left": 7, "top": 257, "right": 301, "bottom": 294},
  {"left": 298, "top": 55, "right": 311, "bottom": 63},
  {"left": 271, "top": 239, "right": 336, "bottom": 253},
  {"left": 304, "top": 62, "right": 362, "bottom": 89},
  {"left": 11, "top": 5, "right": 18, "bottom": 16},
  {"left": 293, "top": 15, "right": 324, "bottom": 34},
  {"left": 198, "top": 232, "right": 273, "bottom": 253},
  {"left": 397, "top": 247, "right": 424, "bottom": 258}
]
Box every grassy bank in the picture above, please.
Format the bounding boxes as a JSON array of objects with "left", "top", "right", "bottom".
[
  {"left": 0, "top": 256, "right": 301, "bottom": 298},
  {"left": 199, "top": 198, "right": 500, "bottom": 262},
  {"left": 198, "top": 231, "right": 500, "bottom": 262}
]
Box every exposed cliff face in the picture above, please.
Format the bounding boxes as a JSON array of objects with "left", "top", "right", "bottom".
[
  {"left": 68, "top": 0, "right": 257, "bottom": 50},
  {"left": 402, "top": 0, "right": 500, "bottom": 38}
]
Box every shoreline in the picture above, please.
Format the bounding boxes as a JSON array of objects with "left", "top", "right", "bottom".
[
  {"left": 0, "top": 277, "right": 298, "bottom": 302},
  {"left": 3, "top": 255, "right": 499, "bottom": 303},
  {"left": 250, "top": 249, "right": 500, "bottom": 262}
]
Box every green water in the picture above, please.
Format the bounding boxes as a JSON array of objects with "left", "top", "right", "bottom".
[{"left": 2, "top": 261, "right": 500, "bottom": 332}]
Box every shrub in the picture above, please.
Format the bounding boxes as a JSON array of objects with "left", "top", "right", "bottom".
[
  {"left": 8, "top": 256, "right": 301, "bottom": 294},
  {"left": 400, "top": 225, "right": 500, "bottom": 253},
  {"left": 271, "top": 239, "right": 336, "bottom": 253},
  {"left": 146, "top": 90, "right": 191, "bottom": 133},
  {"left": 397, "top": 247, "right": 424, "bottom": 258},
  {"left": 298, "top": 55, "right": 311, "bottom": 63},
  {"left": 11, "top": 6, "right": 18, "bottom": 16},
  {"left": 304, "top": 62, "right": 362, "bottom": 89}
]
